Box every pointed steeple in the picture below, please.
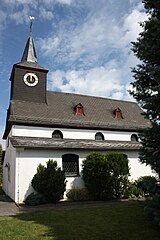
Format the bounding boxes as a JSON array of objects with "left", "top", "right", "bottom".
[
  {"left": 21, "top": 17, "right": 37, "bottom": 63},
  {"left": 15, "top": 16, "right": 47, "bottom": 70},
  {"left": 21, "top": 35, "right": 37, "bottom": 63}
]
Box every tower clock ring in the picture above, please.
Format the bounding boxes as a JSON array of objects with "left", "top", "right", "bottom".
[{"left": 24, "top": 73, "right": 39, "bottom": 86}]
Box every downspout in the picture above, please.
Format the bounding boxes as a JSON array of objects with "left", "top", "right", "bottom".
[
  {"left": 16, "top": 147, "right": 24, "bottom": 205},
  {"left": 17, "top": 150, "right": 20, "bottom": 205}
]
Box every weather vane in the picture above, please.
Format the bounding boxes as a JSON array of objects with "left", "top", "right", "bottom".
[{"left": 29, "top": 16, "right": 35, "bottom": 35}]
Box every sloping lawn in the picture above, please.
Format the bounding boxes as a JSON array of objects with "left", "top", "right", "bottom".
[{"left": 0, "top": 202, "right": 159, "bottom": 240}]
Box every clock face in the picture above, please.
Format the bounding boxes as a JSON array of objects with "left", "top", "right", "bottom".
[{"left": 24, "top": 73, "right": 38, "bottom": 86}]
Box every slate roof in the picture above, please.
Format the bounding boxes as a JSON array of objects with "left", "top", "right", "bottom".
[
  {"left": 5, "top": 91, "right": 151, "bottom": 137},
  {"left": 10, "top": 136, "right": 141, "bottom": 150}
]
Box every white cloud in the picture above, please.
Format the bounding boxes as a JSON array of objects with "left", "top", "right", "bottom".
[
  {"left": 2, "top": 0, "right": 37, "bottom": 24},
  {"left": 3, "top": 0, "right": 37, "bottom": 6},
  {"left": 48, "top": 58, "right": 133, "bottom": 100},
  {"left": 39, "top": 7, "right": 54, "bottom": 20},
  {"left": 38, "top": 1, "right": 147, "bottom": 102},
  {"left": 1, "top": 0, "right": 39, "bottom": 9},
  {"left": 9, "top": 6, "right": 31, "bottom": 24},
  {"left": 120, "top": 6, "right": 147, "bottom": 47},
  {"left": 55, "top": 0, "right": 73, "bottom": 4},
  {"left": 38, "top": 36, "right": 60, "bottom": 55},
  {"left": 38, "top": 17, "right": 118, "bottom": 72},
  {"left": 68, "top": 17, "right": 119, "bottom": 61},
  {"left": 4, "top": 0, "right": 74, "bottom": 8},
  {"left": 1, "top": 0, "right": 56, "bottom": 24},
  {"left": 38, "top": 1, "right": 147, "bottom": 69},
  {"left": 42, "top": 0, "right": 73, "bottom": 4}
]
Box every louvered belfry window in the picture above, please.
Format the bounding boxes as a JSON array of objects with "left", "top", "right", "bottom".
[{"left": 62, "top": 154, "right": 79, "bottom": 177}]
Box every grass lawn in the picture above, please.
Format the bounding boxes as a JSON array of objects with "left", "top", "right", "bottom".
[{"left": 0, "top": 202, "right": 159, "bottom": 240}]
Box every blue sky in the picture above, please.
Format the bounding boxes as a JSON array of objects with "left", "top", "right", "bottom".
[{"left": 0, "top": 0, "right": 147, "bottom": 148}]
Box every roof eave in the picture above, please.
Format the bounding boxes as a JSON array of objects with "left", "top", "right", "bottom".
[
  {"left": 7, "top": 117, "right": 148, "bottom": 132},
  {"left": 10, "top": 137, "right": 141, "bottom": 151}
]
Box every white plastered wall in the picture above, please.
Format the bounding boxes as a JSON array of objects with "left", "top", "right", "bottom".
[
  {"left": 125, "top": 151, "right": 156, "bottom": 181},
  {"left": 15, "top": 148, "right": 155, "bottom": 203},
  {"left": 12, "top": 125, "right": 137, "bottom": 141},
  {"left": 2, "top": 139, "right": 16, "bottom": 201}
]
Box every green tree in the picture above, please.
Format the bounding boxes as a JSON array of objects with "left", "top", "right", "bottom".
[
  {"left": 32, "top": 160, "right": 66, "bottom": 203},
  {"left": 130, "top": 0, "right": 160, "bottom": 176}
]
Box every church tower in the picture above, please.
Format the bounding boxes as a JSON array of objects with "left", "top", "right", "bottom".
[{"left": 10, "top": 21, "right": 48, "bottom": 103}]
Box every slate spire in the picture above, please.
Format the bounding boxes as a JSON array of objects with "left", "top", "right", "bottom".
[{"left": 21, "top": 16, "right": 37, "bottom": 63}]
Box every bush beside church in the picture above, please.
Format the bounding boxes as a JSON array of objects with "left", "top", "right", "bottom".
[{"left": 25, "top": 152, "right": 157, "bottom": 205}]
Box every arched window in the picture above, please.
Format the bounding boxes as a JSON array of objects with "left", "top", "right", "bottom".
[
  {"left": 95, "top": 132, "right": 105, "bottom": 140},
  {"left": 131, "top": 134, "right": 138, "bottom": 142},
  {"left": 62, "top": 154, "right": 79, "bottom": 177},
  {"left": 52, "top": 130, "right": 63, "bottom": 139}
]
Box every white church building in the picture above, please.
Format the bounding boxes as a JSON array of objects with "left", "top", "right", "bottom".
[{"left": 2, "top": 30, "right": 153, "bottom": 204}]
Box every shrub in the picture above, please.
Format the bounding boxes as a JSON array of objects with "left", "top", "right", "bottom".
[
  {"left": 105, "top": 152, "right": 130, "bottom": 199},
  {"left": 82, "top": 152, "right": 113, "bottom": 200},
  {"left": 32, "top": 160, "right": 66, "bottom": 203},
  {"left": 135, "top": 176, "right": 157, "bottom": 197},
  {"left": 24, "top": 192, "right": 46, "bottom": 206},
  {"left": 82, "top": 152, "right": 130, "bottom": 200},
  {"left": 123, "top": 181, "right": 139, "bottom": 199},
  {"left": 66, "top": 188, "right": 90, "bottom": 201}
]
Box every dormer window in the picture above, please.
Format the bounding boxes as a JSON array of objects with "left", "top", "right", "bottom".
[
  {"left": 113, "top": 107, "right": 123, "bottom": 119},
  {"left": 52, "top": 130, "right": 63, "bottom": 139},
  {"left": 75, "top": 103, "right": 84, "bottom": 116}
]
